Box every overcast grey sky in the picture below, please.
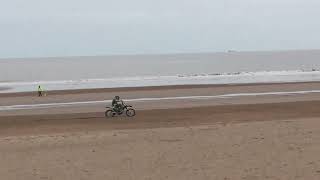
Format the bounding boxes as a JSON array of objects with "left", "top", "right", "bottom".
[{"left": 0, "top": 0, "right": 320, "bottom": 58}]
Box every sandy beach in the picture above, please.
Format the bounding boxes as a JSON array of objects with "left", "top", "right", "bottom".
[
  {"left": 1, "top": 82, "right": 320, "bottom": 180},
  {"left": 2, "top": 0, "right": 320, "bottom": 178}
]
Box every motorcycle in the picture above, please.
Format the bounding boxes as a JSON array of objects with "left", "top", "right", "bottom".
[{"left": 105, "top": 103, "right": 136, "bottom": 118}]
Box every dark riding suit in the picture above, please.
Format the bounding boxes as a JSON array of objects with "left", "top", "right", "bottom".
[{"left": 112, "top": 99, "right": 124, "bottom": 113}]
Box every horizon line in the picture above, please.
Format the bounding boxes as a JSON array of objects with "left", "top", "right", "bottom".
[{"left": 1, "top": 48, "right": 320, "bottom": 60}]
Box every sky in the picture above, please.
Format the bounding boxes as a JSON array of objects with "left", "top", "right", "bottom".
[{"left": 0, "top": 0, "right": 320, "bottom": 58}]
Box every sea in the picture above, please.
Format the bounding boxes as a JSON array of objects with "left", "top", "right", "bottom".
[{"left": 1, "top": 50, "right": 320, "bottom": 93}]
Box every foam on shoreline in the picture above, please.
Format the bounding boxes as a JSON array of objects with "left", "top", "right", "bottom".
[{"left": 1, "top": 70, "right": 320, "bottom": 93}]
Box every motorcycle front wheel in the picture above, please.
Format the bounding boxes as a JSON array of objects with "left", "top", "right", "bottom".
[{"left": 126, "top": 108, "right": 136, "bottom": 117}]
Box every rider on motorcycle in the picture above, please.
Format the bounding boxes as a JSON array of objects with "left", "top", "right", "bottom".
[{"left": 112, "top": 96, "right": 124, "bottom": 113}]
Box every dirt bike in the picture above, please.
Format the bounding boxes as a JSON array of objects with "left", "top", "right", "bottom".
[{"left": 105, "top": 103, "right": 136, "bottom": 118}]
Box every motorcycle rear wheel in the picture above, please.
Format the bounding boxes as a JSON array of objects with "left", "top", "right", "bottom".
[{"left": 105, "top": 110, "right": 115, "bottom": 117}]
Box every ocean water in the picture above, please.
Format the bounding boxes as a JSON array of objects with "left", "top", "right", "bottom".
[{"left": 1, "top": 50, "right": 320, "bottom": 93}]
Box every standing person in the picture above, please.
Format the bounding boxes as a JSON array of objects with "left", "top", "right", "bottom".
[{"left": 38, "top": 85, "right": 43, "bottom": 97}]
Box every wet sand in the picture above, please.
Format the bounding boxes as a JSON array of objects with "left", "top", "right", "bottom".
[
  {"left": 0, "top": 86, "right": 11, "bottom": 92},
  {"left": 1, "top": 81, "right": 320, "bottom": 97},
  {"left": 1, "top": 82, "right": 320, "bottom": 180}
]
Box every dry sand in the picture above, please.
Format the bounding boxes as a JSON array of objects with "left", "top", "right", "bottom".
[{"left": 1, "top": 82, "right": 320, "bottom": 180}]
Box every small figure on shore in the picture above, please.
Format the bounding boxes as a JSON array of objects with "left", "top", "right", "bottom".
[{"left": 38, "top": 85, "right": 43, "bottom": 97}]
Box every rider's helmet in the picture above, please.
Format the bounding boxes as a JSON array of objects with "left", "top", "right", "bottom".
[{"left": 115, "top": 96, "right": 120, "bottom": 100}]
